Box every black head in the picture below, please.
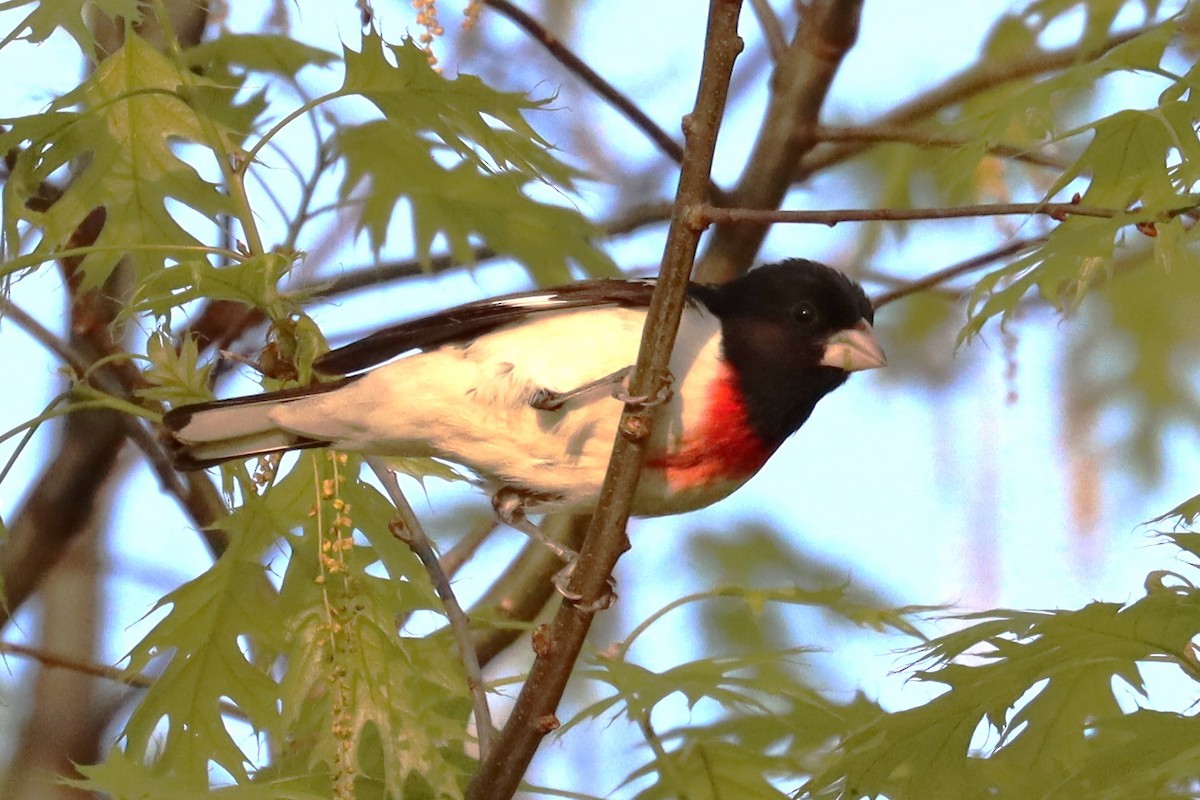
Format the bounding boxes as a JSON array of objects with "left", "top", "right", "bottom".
[{"left": 693, "top": 258, "right": 881, "bottom": 445}]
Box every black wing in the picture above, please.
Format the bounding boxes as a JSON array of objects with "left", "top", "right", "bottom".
[{"left": 314, "top": 278, "right": 673, "bottom": 376}]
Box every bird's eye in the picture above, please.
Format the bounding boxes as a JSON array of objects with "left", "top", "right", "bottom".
[{"left": 790, "top": 301, "right": 818, "bottom": 327}]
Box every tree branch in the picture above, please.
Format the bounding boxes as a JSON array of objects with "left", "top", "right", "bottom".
[
  {"left": 0, "top": 640, "right": 150, "bottom": 688},
  {"left": 747, "top": 0, "right": 787, "bottom": 61},
  {"left": 481, "top": 1, "right": 731, "bottom": 207},
  {"left": 795, "top": 22, "right": 1155, "bottom": 180},
  {"left": 466, "top": 3, "right": 744, "bottom": 797},
  {"left": 482, "top": 0, "right": 684, "bottom": 168},
  {"left": 699, "top": 199, "right": 1188, "bottom": 227},
  {"left": 365, "top": 458, "right": 496, "bottom": 761},
  {"left": 697, "top": 0, "right": 864, "bottom": 283},
  {"left": 815, "top": 124, "right": 1069, "bottom": 169},
  {"left": 869, "top": 236, "right": 1044, "bottom": 309}
]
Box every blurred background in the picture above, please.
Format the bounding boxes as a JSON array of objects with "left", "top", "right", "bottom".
[{"left": 0, "top": 0, "right": 1196, "bottom": 796}]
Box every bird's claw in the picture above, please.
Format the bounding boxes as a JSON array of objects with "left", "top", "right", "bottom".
[
  {"left": 552, "top": 558, "right": 617, "bottom": 612},
  {"left": 529, "top": 387, "right": 568, "bottom": 412},
  {"left": 612, "top": 368, "right": 674, "bottom": 409}
]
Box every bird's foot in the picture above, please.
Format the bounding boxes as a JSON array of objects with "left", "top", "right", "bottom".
[
  {"left": 492, "top": 487, "right": 577, "bottom": 560},
  {"left": 492, "top": 487, "right": 617, "bottom": 611},
  {"left": 528, "top": 366, "right": 635, "bottom": 411},
  {"left": 552, "top": 557, "right": 617, "bottom": 612},
  {"left": 612, "top": 368, "right": 674, "bottom": 408}
]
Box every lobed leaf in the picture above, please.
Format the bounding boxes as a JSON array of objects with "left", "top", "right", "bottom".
[
  {"left": 5, "top": 33, "right": 238, "bottom": 289},
  {"left": 0, "top": 0, "right": 140, "bottom": 56}
]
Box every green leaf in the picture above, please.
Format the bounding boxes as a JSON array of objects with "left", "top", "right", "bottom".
[
  {"left": 118, "top": 463, "right": 321, "bottom": 783},
  {"left": 6, "top": 33, "right": 236, "bottom": 289},
  {"left": 1049, "top": 110, "right": 1182, "bottom": 208},
  {"left": 330, "top": 30, "right": 616, "bottom": 283},
  {"left": 1050, "top": 710, "right": 1200, "bottom": 799},
  {"left": 960, "top": 216, "right": 1122, "bottom": 342},
  {"left": 127, "top": 253, "right": 297, "bottom": 320},
  {"left": 1151, "top": 495, "right": 1200, "bottom": 528},
  {"left": 138, "top": 329, "right": 215, "bottom": 406},
  {"left": 183, "top": 34, "right": 338, "bottom": 77},
  {"left": 73, "top": 749, "right": 330, "bottom": 800},
  {"left": 0, "top": 0, "right": 141, "bottom": 55},
  {"left": 275, "top": 457, "right": 473, "bottom": 799},
  {"left": 627, "top": 739, "right": 793, "bottom": 800},
  {"left": 335, "top": 120, "right": 615, "bottom": 283},
  {"left": 341, "top": 31, "right": 569, "bottom": 180},
  {"left": 805, "top": 570, "right": 1200, "bottom": 799}
]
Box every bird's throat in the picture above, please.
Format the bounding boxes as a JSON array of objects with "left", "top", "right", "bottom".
[{"left": 644, "top": 361, "right": 775, "bottom": 493}]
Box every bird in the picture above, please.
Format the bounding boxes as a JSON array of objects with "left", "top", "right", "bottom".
[{"left": 165, "top": 258, "right": 885, "bottom": 537}]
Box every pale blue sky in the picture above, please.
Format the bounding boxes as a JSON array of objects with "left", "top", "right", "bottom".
[{"left": 0, "top": 1, "right": 1196, "bottom": 794}]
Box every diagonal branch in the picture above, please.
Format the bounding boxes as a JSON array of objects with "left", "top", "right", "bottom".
[
  {"left": 0, "top": 640, "right": 151, "bottom": 688},
  {"left": 465, "top": 3, "right": 745, "bottom": 797},
  {"left": 795, "top": 22, "right": 1155, "bottom": 180},
  {"left": 366, "top": 458, "right": 496, "bottom": 760},
  {"left": 869, "top": 236, "right": 1044, "bottom": 309},
  {"left": 815, "top": 124, "right": 1069, "bottom": 169},
  {"left": 747, "top": 0, "right": 787, "bottom": 61},
  {"left": 481, "top": 1, "right": 730, "bottom": 207},
  {"left": 482, "top": 0, "right": 684, "bottom": 167}
]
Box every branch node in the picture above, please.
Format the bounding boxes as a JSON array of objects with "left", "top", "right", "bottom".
[
  {"left": 683, "top": 203, "right": 711, "bottom": 231},
  {"left": 619, "top": 414, "right": 652, "bottom": 441},
  {"left": 531, "top": 624, "right": 553, "bottom": 658}
]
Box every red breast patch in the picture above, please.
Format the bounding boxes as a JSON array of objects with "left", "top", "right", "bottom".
[{"left": 645, "top": 361, "right": 774, "bottom": 492}]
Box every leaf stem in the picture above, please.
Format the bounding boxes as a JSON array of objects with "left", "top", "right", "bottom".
[
  {"left": 148, "top": 0, "right": 268, "bottom": 256},
  {"left": 1, "top": 243, "right": 243, "bottom": 279}
]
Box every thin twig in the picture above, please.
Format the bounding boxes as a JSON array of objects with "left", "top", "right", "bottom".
[
  {"left": 870, "top": 236, "right": 1044, "bottom": 309},
  {"left": 365, "top": 457, "right": 495, "bottom": 761},
  {"left": 795, "top": 21, "right": 1156, "bottom": 180},
  {"left": 0, "top": 640, "right": 251, "bottom": 725},
  {"left": 440, "top": 517, "right": 500, "bottom": 579},
  {"left": 482, "top": 0, "right": 684, "bottom": 167},
  {"left": 466, "top": 3, "right": 745, "bottom": 797},
  {"left": 816, "top": 124, "right": 1069, "bottom": 169},
  {"left": 481, "top": 1, "right": 730, "bottom": 207},
  {"left": 0, "top": 640, "right": 152, "bottom": 688},
  {"left": 0, "top": 295, "right": 227, "bottom": 538},
  {"left": 699, "top": 200, "right": 1196, "bottom": 227},
  {"left": 748, "top": 0, "right": 787, "bottom": 61}
]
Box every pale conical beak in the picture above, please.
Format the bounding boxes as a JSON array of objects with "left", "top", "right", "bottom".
[{"left": 820, "top": 320, "right": 887, "bottom": 372}]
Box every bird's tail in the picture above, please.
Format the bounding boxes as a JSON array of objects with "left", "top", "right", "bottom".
[{"left": 163, "top": 379, "right": 354, "bottom": 470}]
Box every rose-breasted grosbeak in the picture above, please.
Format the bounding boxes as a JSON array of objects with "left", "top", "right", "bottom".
[{"left": 165, "top": 259, "right": 884, "bottom": 524}]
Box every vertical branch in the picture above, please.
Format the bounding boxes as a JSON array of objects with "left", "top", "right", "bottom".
[
  {"left": 465, "top": 2, "right": 745, "bottom": 798},
  {"left": 696, "top": 0, "right": 863, "bottom": 283},
  {"left": 0, "top": 522, "right": 103, "bottom": 800}
]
